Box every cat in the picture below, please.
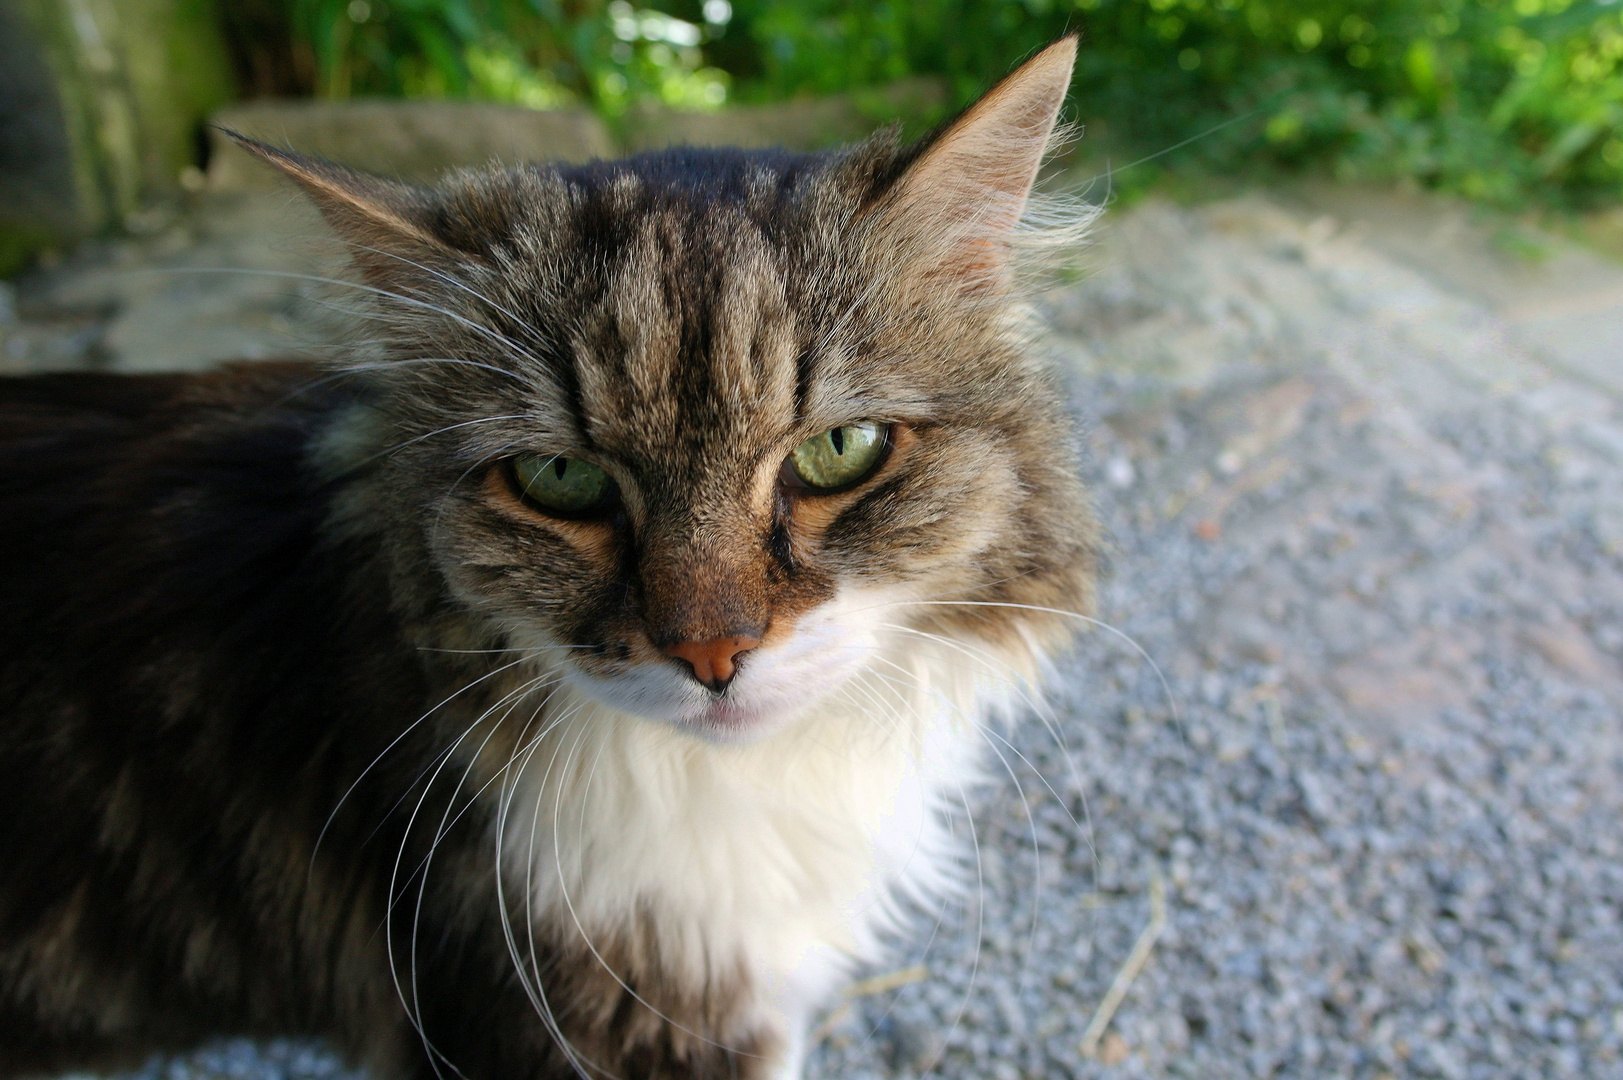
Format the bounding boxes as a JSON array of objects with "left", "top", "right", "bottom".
[{"left": 0, "top": 37, "right": 1094, "bottom": 1080}]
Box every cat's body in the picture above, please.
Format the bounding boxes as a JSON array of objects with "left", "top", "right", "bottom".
[{"left": 0, "top": 41, "right": 1093, "bottom": 1080}]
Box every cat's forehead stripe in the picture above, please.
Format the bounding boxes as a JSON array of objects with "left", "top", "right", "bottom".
[{"left": 570, "top": 206, "right": 798, "bottom": 453}]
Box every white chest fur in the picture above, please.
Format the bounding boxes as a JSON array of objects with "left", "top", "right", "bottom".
[{"left": 496, "top": 637, "right": 1013, "bottom": 1075}]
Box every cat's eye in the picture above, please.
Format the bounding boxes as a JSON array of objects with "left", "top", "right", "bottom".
[
  {"left": 787, "top": 423, "right": 888, "bottom": 492},
  {"left": 510, "top": 452, "right": 614, "bottom": 516}
]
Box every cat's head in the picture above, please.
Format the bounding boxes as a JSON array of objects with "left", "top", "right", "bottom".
[{"left": 241, "top": 39, "right": 1095, "bottom": 740}]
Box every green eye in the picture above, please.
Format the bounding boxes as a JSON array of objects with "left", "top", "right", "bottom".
[
  {"left": 511, "top": 453, "right": 614, "bottom": 515},
  {"left": 788, "top": 423, "right": 888, "bottom": 491}
]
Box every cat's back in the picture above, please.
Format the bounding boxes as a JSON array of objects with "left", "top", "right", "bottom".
[
  {"left": 0, "top": 363, "right": 433, "bottom": 1073},
  {"left": 0, "top": 359, "right": 411, "bottom": 741},
  {"left": 0, "top": 362, "right": 344, "bottom": 614},
  {"left": 0, "top": 359, "right": 388, "bottom": 789},
  {"left": 0, "top": 361, "right": 332, "bottom": 496}
]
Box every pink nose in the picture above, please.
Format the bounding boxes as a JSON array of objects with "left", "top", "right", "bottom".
[{"left": 662, "top": 635, "right": 761, "bottom": 690}]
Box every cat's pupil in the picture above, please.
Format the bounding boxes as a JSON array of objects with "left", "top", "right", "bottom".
[
  {"left": 788, "top": 422, "right": 886, "bottom": 490},
  {"left": 511, "top": 452, "right": 613, "bottom": 515}
]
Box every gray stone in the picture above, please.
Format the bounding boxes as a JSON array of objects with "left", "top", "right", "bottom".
[
  {"left": 0, "top": 1, "right": 82, "bottom": 268},
  {"left": 1, "top": 0, "right": 234, "bottom": 265},
  {"left": 207, "top": 100, "right": 617, "bottom": 190},
  {"left": 623, "top": 78, "right": 948, "bottom": 153},
  {"left": 885, "top": 1018, "right": 947, "bottom": 1074}
]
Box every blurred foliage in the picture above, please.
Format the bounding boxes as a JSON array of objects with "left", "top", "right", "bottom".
[
  {"left": 290, "top": 0, "right": 728, "bottom": 113},
  {"left": 278, "top": 0, "right": 1623, "bottom": 207}
]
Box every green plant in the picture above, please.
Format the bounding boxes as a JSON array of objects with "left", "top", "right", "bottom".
[
  {"left": 290, "top": 0, "right": 728, "bottom": 113},
  {"left": 282, "top": 0, "right": 1623, "bottom": 209}
]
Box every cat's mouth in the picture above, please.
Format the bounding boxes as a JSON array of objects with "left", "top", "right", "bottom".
[
  {"left": 687, "top": 694, "right": 765, "bottom": 736},
  {"left": 555, "top": 587, "right": 896, "bottom": 741},
  {"left": 561, "top": 657, "right": 827, "bottom": 741}
]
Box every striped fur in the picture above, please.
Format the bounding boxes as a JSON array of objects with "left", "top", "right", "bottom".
[{"left": 0, "top": 40, "right": 1093, "bottom": 1079}]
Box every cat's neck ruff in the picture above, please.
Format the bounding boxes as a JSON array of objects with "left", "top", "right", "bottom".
[{"left": 492, "top": 630, "right": 1027, "bottom": 1065}]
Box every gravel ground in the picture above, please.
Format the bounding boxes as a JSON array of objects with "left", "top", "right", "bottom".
[
  {"left": 807, "top": 195, "right": 1623, "bottom": 1080},
  {"left": 9, "top": 187, "right": 1623, "bottom": 1080}
]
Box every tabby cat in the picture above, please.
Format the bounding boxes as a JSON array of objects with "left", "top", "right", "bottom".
[{"left": 0, "top": 38, "right": 1094, "bottom": 1080}]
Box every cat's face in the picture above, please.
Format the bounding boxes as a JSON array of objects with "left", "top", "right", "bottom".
[{"left": 267, "top": 44, "right": 1095, "bottom": 739}]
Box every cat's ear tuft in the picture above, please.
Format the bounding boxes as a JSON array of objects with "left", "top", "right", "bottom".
[
  {"left": 874, "top": 36, "right": 1077, "bottom": 289},
  {"left": 221, "top": 130, "right": 456, "bottom": 266}
]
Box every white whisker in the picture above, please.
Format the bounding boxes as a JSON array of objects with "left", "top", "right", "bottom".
[
  {"left": 311, "top": 652, "right": 539, "bottom": 880},
  {"left": 429, "top": 444, "right": 519, "bottom": 545},
  {"left": 385, "top": 670, "right": 552, "bottom": 1079},
  {"left": 140, "top": 266, "right": 557, "bottom": 375},
  {"left": 859, "top": 661, "right": 1047, "bottom": 1002},
  {"left": 533, "top": 708, "right": 613, "bottom": 1078},
  {"left": 875, "top": 598, "right": 1183, "bottom": 735},
  {"left": 877, "top": 624, "right": 1090, "bottom": 838},
  {"left": 496, "top": 701, "right": 601, "bottom": 1079},
  {"left": 494, "top": 713, "right": 577, "bottom": 1074},
  {"left": 548, "top": 712, "right": 750, "bottom": 1060},
  {"left": 822, "top": 675, "right": 959, "bottom": 1059},
  {"left": 935, "top": 776, "right": 987, "bottom": 1080},
  {"left": 347, "top": 242, "right": 561, "bottom": 362}
]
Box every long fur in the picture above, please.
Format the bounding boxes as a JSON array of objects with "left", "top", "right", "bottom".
[{"left": 0, "top": 39, "right": 1095, "bottom": 1080}]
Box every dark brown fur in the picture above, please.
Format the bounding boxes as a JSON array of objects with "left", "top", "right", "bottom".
[{"left": 0, "top": 365, "right": 773, "bottom": 1078}]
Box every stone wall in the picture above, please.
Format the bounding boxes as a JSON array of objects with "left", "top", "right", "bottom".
[
  {"left": 206, "top": 77, "right": 950, "bottom": 193},
  {"left": 1, "top": 0, "right": 947, "bottom": 274},
  {"left": 207, "top": 100, "right": 616, "bottom": 189},
  {"left": 0, "top": 0, "right": 233, "bottom": 272}
]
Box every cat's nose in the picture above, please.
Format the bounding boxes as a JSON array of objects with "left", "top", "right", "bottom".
[{"left": 662, "top": 635, "right": 761, "bottom": 692}]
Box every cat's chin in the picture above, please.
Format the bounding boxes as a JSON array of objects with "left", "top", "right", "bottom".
[
  {"left": 671, "top": 698, "right": 797, "bottom": 743},
  {"left": 560, "top": 665, "right": 829, "bottom": 743},
  {"left": 548, "top": 585, "right": 910, "bottom": 742}
]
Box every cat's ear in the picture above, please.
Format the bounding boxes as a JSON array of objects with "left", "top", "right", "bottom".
[
  {"left": 873, "top": 36, "right": 1076, "bottom": 289},
  {"left": 221, "top": 131, "right": 461, "bottom": 277}
]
